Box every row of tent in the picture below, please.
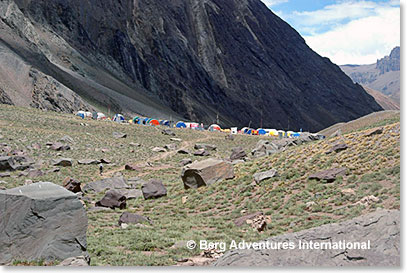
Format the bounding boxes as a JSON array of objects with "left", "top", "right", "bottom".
[
  {"left": 75, "top": 111, "right": 303, "bottom": 138},
  {"left": 241, "top": 127, "right": 301, "bottom": 137},
  {"left": 76, "top": 111, "right": 106, "bottom": 120}
]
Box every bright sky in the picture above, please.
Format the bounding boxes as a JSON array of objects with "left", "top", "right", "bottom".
[{"left": 261, "top": 0, "right": 400, "bottom": 65}]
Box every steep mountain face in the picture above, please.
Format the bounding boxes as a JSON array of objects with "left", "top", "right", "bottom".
[
  {"left": 0, "top": 0, "right": 381, "bottom": 131},
  {"left": 341, "top": 47, "right": 400, "bottom": 104}
]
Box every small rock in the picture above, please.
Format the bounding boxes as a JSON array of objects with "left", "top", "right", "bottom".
[
  {"left": 182, "top": 196, "right": 188, "bottom": 204},
  {"left": 58, "top": 256, "right": 89, "bottom": 266},
  {"left": 120, "top": 223, "right": 129, "bottom": 229},
  {"left": 194, "top": 149, "right": 210, "bottom": 156},
  {"left": 365, "top": 127, "right": 383, "bottom": 137},
  {"left": 162, "top": 129, "right": 176, "bottom": 136},
  {"left": 180, "top": 158, "right": 192, "bottom": 166},
  {"left": 341, "top": 188, "right": 355, "bottom": 195},
  {"left": 225, "top": 134, "right": 235, "bottom": 141},
  {"left": 113, "top": 132, "right": 127, "bottom": 139},
  {"left": 78, "top": 159, "right": 100, "bottom": 165},
  {"left": 194, "top": 143, "right": 217, "bottom": 151},
  {"left": 129, "top": 142, "right": 141, "bottom": 147},
  {"left": 326, "top": 143, "right": 348, "bottom": 154},
  {"left": 170, "top": 138, "right": 182, "bottom": 142},
  {"left": 100, "top": 158, "right": 111, "bottom": 164},
  {"left": 164, "top": 143, "right": 177, "bottom": 151},
  {"left": 59, "top": 135, "right": 74, "bottom": 144},
  {"left": 253, "top": 169, "right": 278, "bottom": 184},
  {"left": 152, "top": 147, "right": 166, "bottom": 153},
  {"left": 177, "top": 149, "right": 190, "bottom": 154},
  {"left": 234, "top": 212, "right": 267, "bottom": 232},
  {"left": 63, "top": 177, "right": 82, "bottom": 193},
  {"left": 52, "top": 158, "right": 73, "bottom": 167},
  {"left": 118, "top": 212, "right": 152, "bottom": 225},
  {"left": 50, "top": 142, "right": 71, "bottom": 151}
]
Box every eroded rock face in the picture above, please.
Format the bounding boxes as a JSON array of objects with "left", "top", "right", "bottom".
[
  {"left": 0, "top": 182, "right": 88, "bottom": 264},
  {"left": 214, "top": 209, "right": 400, "bottom": 266},
  {"left": 181, "top": 158, "right": 234, "bottom": 189}
]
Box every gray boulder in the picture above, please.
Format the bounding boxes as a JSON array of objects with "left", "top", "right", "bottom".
[
  {"left": 0, "top": 182, "right": 88, "bottom": 264},
  {"left": 253, "top": 169, "right": 278, "bottom": 184},
  {"left": 83, "top": 176, "right": 129, "bottom": 193},
  {"left": 326, "top": 143, "right": 348, "bottom": 154},
  {"left": 162, "top": 129, "right": 176, "bottom": 136},
  {"left": 141, "top": 179, "right": 167, "bottom": 199},
  {"left": 95, "top": 190, "right": 126, "bottom": 209},
  {"left": 309, "top": 167, "right": 347, "bottom": 183},
  {"left": 194, "top": 143, "right": 217, "bottom": 151},
  {"left": 213, "top": 209, "right": 400, "bottom": 266},
  {"left": 50, "top": 142, "right": 71, "bottom": 151},
  {"left": 164, "top": 143, "right": 177, "bottom": 151},
  {"left": 194, "top": 149, "right": 210, "bottom": 156},
  {"left": 118, "top": 212, "right": 152, "bottom": 225},
  {"left": 181, "top": 158, "right": 234, "bottom": 189},
  {"left": 180, "top": 158, "right": 193, "bottom": 166},
  {"left": 230, "top": 147, "right": 247, "bottom": 161},
  {"left": 0, "top": 156, "right": 34, "bottom": 171},
  {"left": 251, "top": 140, "right": 279, "bottom": 158},
  {"left": 113, "top": 132, "right": 127, "bottom": 139},
  {"left": 78, "top": 159, "right": 100, "bottom": 165},
  {"left": 52, "top": 158, "right": 73, "bottom": 167}
]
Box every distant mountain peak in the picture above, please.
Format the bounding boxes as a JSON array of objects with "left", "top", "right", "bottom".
[{"left": 376, "top": 46, "right": 400, "bottom": 74}]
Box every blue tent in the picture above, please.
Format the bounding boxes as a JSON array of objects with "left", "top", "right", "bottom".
[
  {"left": 176, "top": 121, "right": 186, "bottom": 128},
  {"left": 76, "top": 111, "right": 85, "bottom": 119},
  {"left": 113, "top": 114, "right": 125, "bottom": 123},
  {"left": 257, "top": 129, "right": 267, "bottom": 135},
  {"left": 162, "top": 120, "right": 170, "bottom": 126},
  {"left": 292, "top": 132, "right": 301, "bottom": 138}
]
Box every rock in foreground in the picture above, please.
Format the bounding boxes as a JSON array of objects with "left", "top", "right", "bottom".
[
  {"left": 213, "top": 209, "right": 400, "bottom": 266},
  {"left": 0, "top": 182, "right": 88, "bottom": 264},
  {"left": 181, "top": 158, "right": 234, "bottom": 189}
]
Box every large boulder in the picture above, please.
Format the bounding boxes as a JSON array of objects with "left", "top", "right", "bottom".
[
  {"left": 0, "top": 182, "right": 88, "bottom": 264},
  {"left": 251, "top": 140, "right": 279, "bottom": 158},
  {"left": 0, "top": 156, "right": 34, "bottom": 171},
  {"left": 309, "top": 167, "right": 347, "bottom": 183},
  {"left": 95, "top": 190, "right": 126, "bottom": 209},
  {"left": 83, "top": 177, "right": 129, "bottom": 193},
  {"left": 230, "top": 147, "right": 247, "bottom": 161},
  {"left": 181, "top": 158, "right": 234, "bottom": 189},
  {"left": 214, "top": 209, "right": 400, "bottom": 266},
  {"left": 141, "top": 179, "right": 167, "bottom": 199},
  {"left": 162, "top": 129, "right": 176, "bottom": 136},
  {"left": 78, "top": 159, "right": 100, "bottom": 165}
]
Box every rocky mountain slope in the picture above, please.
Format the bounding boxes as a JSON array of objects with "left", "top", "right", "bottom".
[
  {"left": 0, "top": 0, "right": 382, "bottom": 131},
  {"left": 341, "top": 47, "right": 400, "bottom": 104},
  {"left": 0, "top": 104, "right": 400, "bottom": 266},
  {"left": 363, "top": 87, "right": 399, "bottom": 111}
]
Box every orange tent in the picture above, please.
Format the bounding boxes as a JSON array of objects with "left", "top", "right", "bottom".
[{"left": 150, "top": 119, "right": 160, "bottom": 126}]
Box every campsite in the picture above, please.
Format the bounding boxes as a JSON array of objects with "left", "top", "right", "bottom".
[{"left": 0, "top": 104, "right": 400, "bottom": 266}]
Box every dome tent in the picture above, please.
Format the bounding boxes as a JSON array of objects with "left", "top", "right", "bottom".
[
  {"left": 113, "top": 114, "right": 125, "bottom": 123},
  {"left": 176, "top": 121, "right": 187, "bottom": 128},
  {"left": 208, "top": 124, "right": 221, "bottom": 132}
]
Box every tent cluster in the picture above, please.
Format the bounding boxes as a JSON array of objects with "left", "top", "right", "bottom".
[
  {"left": 74, "top": 112, "right": 315, "bottom": 139},
  {"left": 76, "top": 111, "right": 106, "bottom": 120},
  {"left": 240, "top": 128, "right": 303, "bottom": 138},
  {"left": 131, "top": 117, "right": 171, "bottom": 127}
]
